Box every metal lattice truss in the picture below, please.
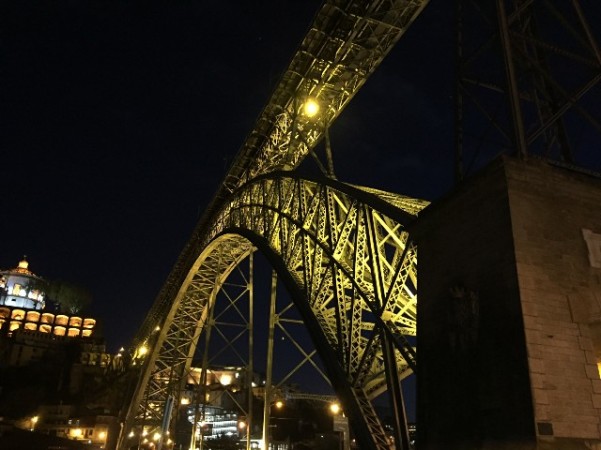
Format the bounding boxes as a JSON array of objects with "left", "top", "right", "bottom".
[
  {"left": 456, "top": 0, "right": 601, "bottom": 177},
  {"left": 123, "top": 174, "right": 427, "bottom": 450},
  {"left": 131, "top": 0, "right": 430, "bottom": 364},
  {"left": 210, "top": 176, "right": 424, "bottom": 389},
  {"left": 126, "top": 239, "right": 253, "bottom": 430},
  {"left": 221, "top": 0, "right": 429, "bottom": 192}
]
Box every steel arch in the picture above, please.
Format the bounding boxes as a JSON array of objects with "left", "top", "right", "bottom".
[{"left": 121, "top": 174, "right": 427, "bottom": 450}]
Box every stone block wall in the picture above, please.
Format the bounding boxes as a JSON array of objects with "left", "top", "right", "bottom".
[
  {"left": 414, "top": 157, "right": 601, "bottom": 449},
  {"left": 506, "top": 158, "right": 601, "bottom": 445}
]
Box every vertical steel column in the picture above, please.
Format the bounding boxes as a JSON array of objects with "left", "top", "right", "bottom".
[
  {"left": 246, "top": 253, "right": 254, "bottom": 450},
  {"left": 262, "top": 270, "right": 278, "bottom": 450},
  {"left": 324, "top": 119, "right": 336, "bottom": 180},
  {"left": 454, "top": 0, "right": 464, "bottom": 183},
  {"left": 382, "top": 332, "right": 410, "bottom": 450},
  {"left": 190, "top": 300, "right": 216, "bottom": 450},
  {"left": 496, "top": 0, "right": 528, "bottom": 159}
]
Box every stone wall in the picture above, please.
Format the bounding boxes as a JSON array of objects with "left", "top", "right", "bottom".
[
  {"left": 506, "top": 158, "right": 601, "bottom": 446},
  {"left": 414, "top": 156, "right": 601, "bottom": 449}
]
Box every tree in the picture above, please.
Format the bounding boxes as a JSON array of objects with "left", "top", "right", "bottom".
[{"left": 46, "top": 280, "right": 93, "bottom": 314}]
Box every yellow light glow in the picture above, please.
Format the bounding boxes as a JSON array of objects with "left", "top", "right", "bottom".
[
  {"left": 31, "top": 416, "right": 39, "bottom": 424},
  {"left": 154, "top": 325, "right": 160, "bottom": 332},
  {"left": 238, "top": 421, "right": 247, "bottom": 430},
  {"left": 329, "top": 403, "right": 341, "bottom": 415},
  {"left": 153, "top": 432, "right": 161, "bottom": 441},
  {"left": 98, "top": 431, "right": 107, "bottom": 440},
  {"left": 220, "top": 374, "right": 233, "bottom": 386},
  {"left": 137, "top": 345, "right": 148, "bottom": 357},
  {"left": 274, "top": 400, "right": 284, "bottom": 409},
  {"left": 142, "top": 429, "right": 148, "bottom": 437},
  {"left": 303, "top": 98, "right": 320, "bottom": 117},
  {"left": 128, "top": 431, "right": 135, "bottom": 438},
  {"left": 180, "top": 397, "right": 190, "bottom": 405},
  {"left": 71, "top": 428, "right": 82, "bottom": 437},
  {"left": 167, "top": 438, "right": 173, "bottom": 445}
]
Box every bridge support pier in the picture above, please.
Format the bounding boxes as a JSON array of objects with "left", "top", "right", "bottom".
[{"left": 414, "top": 157, "right": 601, "bottom": 449}]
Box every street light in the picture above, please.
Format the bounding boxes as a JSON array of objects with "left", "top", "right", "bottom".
[
  {"left": 30, "top": 416, "right": 39, "bottom": 431},
  {"left": 303, "top": 98, "right": 320, "bottom": 118},
  {"left": 329, "top": 403, "right": 341, "bottom": 415}
]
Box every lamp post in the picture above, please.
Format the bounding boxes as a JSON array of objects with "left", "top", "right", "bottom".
[{"left": 330, "top": 404, "right": 350, "bottom": 450}]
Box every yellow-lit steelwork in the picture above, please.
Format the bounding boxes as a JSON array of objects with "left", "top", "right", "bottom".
[
  {"left": 121, "top": 175, "right": 426, "bottom": 450},
  {"left": 119, "top": 1, "right": 431, "bottom": 449}
]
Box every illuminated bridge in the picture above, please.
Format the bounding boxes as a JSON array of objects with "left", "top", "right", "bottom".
[{"left": 114, "top": 1, "right": 601, "bottom": 449}]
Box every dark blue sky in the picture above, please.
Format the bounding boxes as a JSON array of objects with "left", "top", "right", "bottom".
[{"left": 1, "top": 0, "right": 455, "bottom": 350}]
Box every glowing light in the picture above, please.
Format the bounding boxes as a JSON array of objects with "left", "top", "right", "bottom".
[
  {"left": 98, "top": 431, "right": 107, "bottom": 440},
  {"left": 238, "top": 421, "right": 247, "bottom": 430},
  {"left": 128, "top": 431, "right": 135, "bottom": 438},
  {"left": 303, "top": 98, "right": 320, "bottom": 117},
  {"left": 30, "top": 415, "right": 39, "bottom": 431},
  {"left": 71, "top": 428, "right": 82, "bottom": 437},
  {"left": 274, "top": 400, "right": 284, "bottom": 409},
  {"left": 142, "top": 429, "right": 148, "bottom": 437},
  {"left": 220, "top": 374, "right": 232, "bottom": 386},
  {"left": 153, "top": 432, "right": 161, "bottom": 441},
  {"left": 180, "top": 397, "right": 190, "bottom": 405},
  {"left": 329, "top": 403, "right": 341, "bottom": 415},
  {"left": 137, "top": 345, "right": 148, "bottom": 357},
  {"left": 154, "top": 325, "right": 160, "bottom": 332}
]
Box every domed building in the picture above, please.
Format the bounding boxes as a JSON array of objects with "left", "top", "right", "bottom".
[
  {"left": 0, "top": 258, "right": 46, "bottom": 310},
  {"left": 0, "top": 258, "right": 98, "bottom": 340}
]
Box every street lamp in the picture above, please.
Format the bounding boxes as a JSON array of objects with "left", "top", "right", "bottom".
[
  {"left": 302, "top": 98, "right": 320, "bottom": 118},
  {"left": 30, "top": 416, "right": 39, "bottom": 431}
]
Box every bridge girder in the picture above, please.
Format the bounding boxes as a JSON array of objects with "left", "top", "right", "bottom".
[{"left": 120, "top": 175, "right": 427, "bottom": 450}]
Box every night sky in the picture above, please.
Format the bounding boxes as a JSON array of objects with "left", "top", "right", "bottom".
[{"left": 2, "top": 0, "right": 455, "bottom": 351}]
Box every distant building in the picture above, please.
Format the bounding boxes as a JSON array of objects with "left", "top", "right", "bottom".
[
  {"left": 0, "top": 305, "right": 97, "bottom": 340},
  {"left": 0, "top": 258, "right": 98, "bottom": 340},
  {"left": 0, "top": 258, "right": 46, "bottom": 310},
  {"left": 31, "top": 404, "right": 117, "bottom": 450}
]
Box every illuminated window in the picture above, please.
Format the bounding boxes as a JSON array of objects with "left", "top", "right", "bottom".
[
  {"left": 82, "top": 329, "right": 92, "bottom": 337},
  {"left": 83, "top": 318, "right": 96, "bottom": 329},
  {"left": 39, "top": 324, "right": 52, "bottom": 334},
  {"left": 69, "top": 317, "right": 82, "bottom": 327},
  {"left": 11, "top": 284, "right": 22, "bottom": 296},
  {"left": 0, "top": 308, "right": 10, "bottom": 319},
  {"left": 9, "top": 321, "right": 21, "bottom": 331},
  {"left": 68, "top": 328, "right": 80, "bottom": 337},
  {"left": 55, "top": 315, "right": 69, "bottom": 326},
  {"left": 11, "top": 309, "right": 25, "bottom": 320},
  {"left": 24, "top": 322, "right": 37, "bottom": 331},
  {"left": 26, "top": 311, "right": 41, "bottom": 322},
  {"left": 54, "top": 326, "right": 66, "bottom": 336},
  {"left": 41, "top": 313, "right": 55, "bottom": 324}
]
